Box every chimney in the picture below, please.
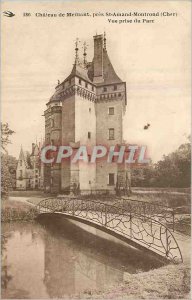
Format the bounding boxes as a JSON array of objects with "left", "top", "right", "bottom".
[{"left": 93, "top": 34, "right": 104, "bottom": 83}]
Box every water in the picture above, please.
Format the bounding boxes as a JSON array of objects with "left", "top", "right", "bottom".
[{"left": 2, "top": 215, "right": 163, "bottom": 299}]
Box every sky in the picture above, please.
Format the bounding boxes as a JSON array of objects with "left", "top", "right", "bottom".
[{"left": 1, "top": 0, "right": 191, "bottom": 162}]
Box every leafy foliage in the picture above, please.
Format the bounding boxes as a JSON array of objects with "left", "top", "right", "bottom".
[
  {"left": 131, "top": 141, "right": 191, "bottom": 188},
  {"left": 1, "top": 122, "right": 15, "bottom": 153},
  {"left": 1, "top": 123, "right": 16, "bottom": 197}
]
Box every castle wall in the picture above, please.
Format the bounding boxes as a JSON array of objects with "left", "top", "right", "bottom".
[
  {"left": 96, "top": 99, "right": 123, "bottom": 145},
  {"left": 75, "top": 90, "right": 96, "bottom": 146},
  {"left": 74, "top": 88, "right": 96, "bottom": 190},
  {"left": 61, "top": 97, "right": 75, "bottom": 191},
  {"left": 62, "top": 97, "right": 75, "bottom": 143},
  {"left": 95, "top": 82, "right": 126, "bottom": 191},
  {"left": 95, "top": 161, "right": 117, "bottom": 192}
]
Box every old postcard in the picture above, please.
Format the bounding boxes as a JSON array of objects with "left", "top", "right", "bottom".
[{"left": 1, "top": 0, "right": 191, "bottom": 299}]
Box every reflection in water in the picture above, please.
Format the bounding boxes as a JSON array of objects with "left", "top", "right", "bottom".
[
  {"left": 1, "top": 234, "right": 13, "bottom": 291},
  {"left": 1, "top": 215, "right": 164, "bottom": 299}
]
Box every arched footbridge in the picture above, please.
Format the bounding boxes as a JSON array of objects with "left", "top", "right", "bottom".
[{"left": 36, "top": 198, "right": 183, "bottom": 264}]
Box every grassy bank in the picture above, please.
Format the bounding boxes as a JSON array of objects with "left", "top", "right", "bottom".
[
  {"left": 73, "top": 263, "right": 190, "bottom": 300},
  {"left": 9, "top": 190, "right": 49, "bottom": 197},
  {"left": 132, "top": 187, "right": 191, "bottom": 194},
  {"left": 131, "top": 191, "right": 190, "bottom": 208},
  {"left": 1, "top": 199, "right": 37, "bottom": 222}
]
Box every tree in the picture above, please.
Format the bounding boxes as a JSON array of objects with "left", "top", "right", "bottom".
[
  {"left": 1, "top": 123, "right": 15, "bottom": 153},
  {"left": 131, "top": 141, "right": 191, "bottom": 188},
  {"left": 154, "top": 142, "right": 191, "bottom": 187},
  {"left": 1, "top": 123, "right": 15, "bottom": 197}
]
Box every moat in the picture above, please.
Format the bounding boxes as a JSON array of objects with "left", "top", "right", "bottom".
[{"left": 2, "top": 215, "right": 163, "bottom": 299}]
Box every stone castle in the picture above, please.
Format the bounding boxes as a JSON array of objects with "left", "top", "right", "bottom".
[{"left": 44, "top": 33, "right": 130, "bottom": 194}]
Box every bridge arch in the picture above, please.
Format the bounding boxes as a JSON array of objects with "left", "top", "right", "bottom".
[{"left": 36, "top": 197, "right": 183, "bottom": 264}]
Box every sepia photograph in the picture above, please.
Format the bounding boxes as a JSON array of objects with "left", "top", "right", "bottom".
[{"left": 1, "top": 0, "right": 191, "bottom": 299}]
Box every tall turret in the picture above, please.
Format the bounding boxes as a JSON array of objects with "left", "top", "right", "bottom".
[{"left": 44, "top": 33, "right": 127, "bottom": 194}]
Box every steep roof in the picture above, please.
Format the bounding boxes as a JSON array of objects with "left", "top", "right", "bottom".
[
  {"left": 101, "top": 49, "right": 123, "bottom": 85},
  {"left": 49, "top": 63, "right": 93, "bottom": 102},
  {"left": 18, "top": 148, "right": 32, "bottom": 169},
  {"left": 87, "top": 49, "right": 123, "bottom": 85},
  {"left": 49, "top": 35, "right": 124, "bottom": 103},
  {"left": 66, "top": 63, "right": 92, "bottom": 83}
]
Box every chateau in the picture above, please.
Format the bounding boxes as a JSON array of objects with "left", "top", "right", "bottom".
[
  {"left": 16, "top": 143, "right": 44, "bottom": 190},
  {"left": 44, "top": 33, "right": 130, "bottom": 194}
]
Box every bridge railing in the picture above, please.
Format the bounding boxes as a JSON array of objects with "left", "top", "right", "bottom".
[
  {"left": 113, "top": 198, "right": 176, "bottom": 231},
  {"left": 36, "top": 197, "right": 183, "bottom": 263},
  {"left": 73, "top": 196, "right": 176, "bottom": 231}
]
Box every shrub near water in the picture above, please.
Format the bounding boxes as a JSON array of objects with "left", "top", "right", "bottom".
[{"left": 1, "top": 200, "right": 38, "bottom": 222}]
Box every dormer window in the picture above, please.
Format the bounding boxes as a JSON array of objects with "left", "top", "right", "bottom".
[
  {"left": 85, "top": 82, "right": 88, "bottom": 88},
  {"left": 114, "top": 85, "right": 117, "bottom": 91},
  {"left": 79, "top": 79, "right": 81, "bottom": 85}
]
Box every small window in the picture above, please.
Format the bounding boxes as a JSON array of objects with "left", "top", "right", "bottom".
[
  {"left": 109, "top": 128, "right": 115, "bottom": 140},
  {"left": 20, "top": 160, "right": 22, "bottom": 166},
  {"left": 89, "top": 108, "right": 91, "bottom": 113},
  {"left": 19, "top": 170, "right": 23, "bottom": 177},
  {"left": 114, "top": 85, "right": 117, "bottom": 91},
  {"left": 108, "top": 107, "right": 114, "bottom": 115},
  {"left": 88, "top": 132, "right": 91, "bottom": 139},
  {"left": 118, "top": 93, "right": 121, "bottom": 97},
  {"left": 108, "top": 173, "right": 115, "bottom": 186},
  {"left": 85, "top": 82, "right": 88, "bottom": 88},
  {"left": 92, "top": 86, "right": 94, "bottom": 92},
  {"left": 79, "top": 79, "right": 81, "bottom": 85},
  {"left": 103, "top": 87, "right": 107, "bottom": 92},
  {"left": 89, "top": 180, "right": 91, "bottom": 184}
]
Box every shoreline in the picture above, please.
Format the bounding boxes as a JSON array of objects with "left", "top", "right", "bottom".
[{"left": 1, "top": 198, "right": 37, "bottom": 222}]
